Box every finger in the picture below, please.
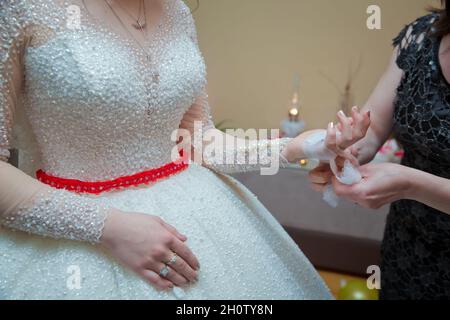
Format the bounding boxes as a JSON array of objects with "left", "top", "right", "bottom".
[
  {"left": 165, "top": 252, "right": 198, "bottom": 283},
  {"left": 325, "top": 122, "right": 338, "bottom": 154},
  {"left": 308, "top": 169, "right": 333, "bottom": 184},
  {"left": 311, "top": 183, "right": 327, "bottom": 192},
  {"left": 308, "top": 163, "right": 331, "bottom": 183},
  {"left": 155, "top": 262, "right": 189, "bottom": 287},
  {"left": 336, "top": 117, "right": 354, "bottom": 132},
  {"left": 351, "top": 107, "right": 368, "bottom": 142},
  {"left": 349, "top": 146, "right": 359, "bottom": 158},
  {"left": 351, "top": 106, "right": 365, "bottom": 138},
  {"left": 340, "top": 150, "right": 360, "bottom": 167},
  {"left": 357, "top": 164, "right": 371, "bottom": 177},
  {"left": 363, "top": 110, "right": 371, "bottom": 128},
  {"left": 171, "top": 239, "right": 200, "bottom": 271},
  {"left": 331, "top": 176, "right": 355, "bottom": 199},
  {"left": 333, "top": 143, "right": 359, "bottom": 166},
  {"left": 314, "top": 162, "right": 331, "bottom": 171},
  {"left": 351, "top": 106, "right": 361, "bottom": 123},
  {"left": 337, "top": 110, "right": 353, "bottom": 144},
  {"left": 361, "top": 111, "right": 371, "bottom": 139},
  {"left": 141, "top": 269, "right": 174, "bottom": 291},
  {"left": 161, "top": 221, "right": 187, "bottom": 242},
  {"left": 335, "top": 156, "right": 347, "bottom": 167}
]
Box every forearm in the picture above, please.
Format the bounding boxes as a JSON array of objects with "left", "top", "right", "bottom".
[
  {"left": 200, "top": 128, "right": 291, "bottom": 175},
  {"left": 0, "top": 161, "right": 109, "bottom": 243},
  {"left": 352, "top": 100, "right": 396, "bottom": 165},
  {"left": 351, "top": 48, "right": 402, "bottom": 164},
  {"left": 352, "top": 128, "right": 386, "bottom": 165},
  {"left": 405, "top": 167, "right": 450, "bottom": 214},
  {"left": 282, "top": 129, "right": 335, "bottom": 163}
]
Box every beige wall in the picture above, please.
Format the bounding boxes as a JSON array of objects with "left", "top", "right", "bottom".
[{"left": 186, "top": 0, "right": 437, "bottom": 130}]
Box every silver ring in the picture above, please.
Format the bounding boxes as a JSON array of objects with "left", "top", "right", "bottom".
[
  {"left": 159, "top": 265, "right": 170, "bottom": 278},
  {"left": 167, "top": 253, "right": 178, "bottom": 266}
]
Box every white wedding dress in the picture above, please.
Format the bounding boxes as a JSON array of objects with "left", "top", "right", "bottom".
[{"left": 0, "top": 0, "right": 332, "bottom": 299}]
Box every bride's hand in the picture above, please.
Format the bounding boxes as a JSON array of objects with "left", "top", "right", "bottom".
[
  {"left": 100, "top": 209, "right": 199, "bottom": 291},
  {"left": 325, "top": 107, "right": 371, "bottom": 161},
  {"left": 283, "top": 107, "right": 370, "bottom": 163},
  {"left": 308, "top": 107, "right": 370, "bottom": 190}
]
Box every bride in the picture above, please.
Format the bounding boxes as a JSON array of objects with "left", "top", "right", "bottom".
[{"left": 0, "top": 0, "right": 369, "bottom": 299}]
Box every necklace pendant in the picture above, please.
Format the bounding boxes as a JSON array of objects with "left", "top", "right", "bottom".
[
  {"left": 133, "top": 21, "right": 147, "bottom": 31},
  {"left": 152, "top": 73, "right": 160, "bottom": 84},
  {"left": 146, "top": 103, "right": 154, "bottom": 117}
]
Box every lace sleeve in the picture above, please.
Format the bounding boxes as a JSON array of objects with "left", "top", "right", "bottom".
[
  {"left": 0, "top": 161, "right": 108, "bottom": 244},
  {"left": 177, "top": 5, "right": 291, "bottom": 174},
  {"left": 0, "top": 3, "right": 108, "bottom": 244},
  {"left": 393, "top": 14, "right": 438, "bottom": 70},
  {"left": 0, "top": 2, "right": 29, "bottom": 162},
  {"left": 180, "top": 90, "right": 291, "bottom": 175}
]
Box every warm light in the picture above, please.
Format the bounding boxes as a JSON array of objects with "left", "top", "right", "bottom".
[
  {"left": 289, "top": 108, "right": 299, "bottom": 117},
  {"left": 300, "top": 159, "right": 308, "bottom": 166}
]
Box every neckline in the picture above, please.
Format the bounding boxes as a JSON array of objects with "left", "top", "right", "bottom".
[{"left": 63, "top": 0, "right": 172, "bottom": 65}]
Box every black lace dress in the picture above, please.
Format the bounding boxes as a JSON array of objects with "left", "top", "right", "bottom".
[{"left": 380, "top": 14, "right": 450, "bottom": 300}]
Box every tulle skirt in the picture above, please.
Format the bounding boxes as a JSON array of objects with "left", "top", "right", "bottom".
[{"left": 0, "top": 164, "right": 332, "bottom": 300}]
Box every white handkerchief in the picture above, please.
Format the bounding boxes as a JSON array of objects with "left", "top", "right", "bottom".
[{"left": 323, "top": 160, "right": 362, "bottom": 207}]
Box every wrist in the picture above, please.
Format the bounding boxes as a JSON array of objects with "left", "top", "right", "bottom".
[
  {"left": 282, "top": 142, "right": 298, "bottom": 163},
  {"left": 100, "top": 208, "right": 123, "bottom": 249},
  {"left": 398, "top": 165, "right": 420, "bottom": 200},
  {"left": 354, "top": 142, "right": 378, "bottom": 165}
]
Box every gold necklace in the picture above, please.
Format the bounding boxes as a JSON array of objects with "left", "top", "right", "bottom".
[
  {"left": 103, "top": 0, "right": 160, "bottom": 119},
  {"left": 107, "top": 0, "right": 147, "bottom": 31},
  {"left": 104, "top": 0, "right": 151, "bottom": 59}
]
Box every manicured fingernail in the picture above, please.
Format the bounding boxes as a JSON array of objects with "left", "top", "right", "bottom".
[
  {"left": 338, "top": 110, "right": 345, "bottom": 117},
  {"left": 329, "top": 122, "right": 334, "bottom": 129},
  {"left": 352, "top": 106, "right": 358, "bottom": 112}
]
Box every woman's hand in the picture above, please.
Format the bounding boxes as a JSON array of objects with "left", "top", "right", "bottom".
[
  {"left": 309, "top": 156, "right": 352, "bottom": 191},
  {"left": 100, "top": 209, "right": 199, "bottom": 291},
  {"left": 283, "top": 107, "right": 370, "bottom": 163},
  {"left": 331, "top": 163, "right": 411, "bottom": 209},
  {"left": 326, "top": 107, "right": 371, "bottom": 160},
  {"left": 309, "top": 162, "right": 335, "bottom": 192}
]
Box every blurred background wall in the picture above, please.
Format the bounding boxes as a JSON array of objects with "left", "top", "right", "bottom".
[{"left": 185, "top": 0, "right": 438, "bottom": 130}]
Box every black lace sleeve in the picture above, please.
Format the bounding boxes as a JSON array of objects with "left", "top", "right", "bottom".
[{"left": 392, "top": 14, "right": 438, "bottom": 70}]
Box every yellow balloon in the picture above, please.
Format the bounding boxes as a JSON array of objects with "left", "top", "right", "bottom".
[{"left": 338, "top": 280, "right": 379, "bottom": 300}]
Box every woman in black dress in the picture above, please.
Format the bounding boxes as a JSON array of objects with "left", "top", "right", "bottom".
[{"left": 310, "top": 2, "right": 450, "bottom": 299}]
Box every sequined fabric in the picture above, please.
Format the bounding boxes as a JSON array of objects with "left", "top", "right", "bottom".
[
  {"left": 180, "top": 89, "right": 292, "bottom": 174},
  {"left": 380, "top": 14, "right": 450, "bottom": 300},
  {"left": 13, "top": 0, "right": 205, "bottom": 181},
  {"left": 0, "top": 164, "right": 332, "bottom": 299},
  {"left": 1, "top": 0, "right": 290, "bottom": 178},
  {"left": 203, "top": 137, "right": 291, "bottom": 175},
  {"left": 2, "top": 189, "right": 108, "bottom": 244},
  {"left": 0, "top": 0, "right": 331, "bottom": 299}
]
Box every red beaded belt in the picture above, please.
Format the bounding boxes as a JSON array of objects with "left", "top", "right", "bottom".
[{"left": 36, "top": 157, "right": 189, "bottom": 195}]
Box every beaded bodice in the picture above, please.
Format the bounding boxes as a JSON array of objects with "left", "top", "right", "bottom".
[{"left": 0, "top": 0, "right": 206, "bottom": 181}]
